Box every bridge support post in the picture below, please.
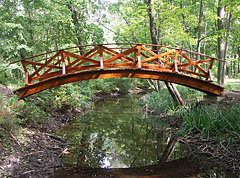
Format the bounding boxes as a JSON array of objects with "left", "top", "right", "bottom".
[{"left": 203, "top": 95, "right": 224, "bottom": 103}]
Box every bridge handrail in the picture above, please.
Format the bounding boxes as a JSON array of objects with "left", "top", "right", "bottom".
[
  {"left": 13, "top": 43, "right": 224, "bottom": 87},
  {"left": 11, "top": 43, "right": 224, "bottom": 64}
]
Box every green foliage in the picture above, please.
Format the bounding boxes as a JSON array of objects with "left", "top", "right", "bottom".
[
  {"left": 86, "top": 78, "right": 133, "bottom": 94},
  {"left": 145, "top": 89, "right": 176, "bottom": 114},
  {"left": 11, "top": 97, "right": 48, "bottom": 124},
  {"left": 0, "top": 95, "right": 21, "bottom": 132},
  {"left": 145, "top": 84, "right": 203, "bottom": 114},
  {"left": 35, "top": 83, "right": 91, "bottom": 110},
  {"left": 176, "top": 85, "right": 204, "bottom": 103},
  {"left": 180, "top": 104, "right": 240, "bottom": 140},
  {"left": 224, "top": 79, "right": 240, "bottom": 91}
]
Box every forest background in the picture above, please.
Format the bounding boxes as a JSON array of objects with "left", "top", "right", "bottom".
[{"left": 0, "top": 0, "right": 239, "bottom": 86}]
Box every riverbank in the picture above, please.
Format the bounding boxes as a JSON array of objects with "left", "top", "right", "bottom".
[
  {"left": 152, "top": 92, "right": 240, "bottom": 176},
  {"left": 0, "top": 106, "right": 72, "bottom": 177},
  {"left": 0, "top": 85, "right": 136, "bottom": 177}
]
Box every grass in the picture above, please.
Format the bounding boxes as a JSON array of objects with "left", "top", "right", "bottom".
[
  {"left": 180, "top": 104, "right": 240, "bottom": 140},
  {"left": 224, "top": 78, "right": 240, "bottom": 91},
  {"left": 145, "top": 81, "right": 240, "bottom": 141},
  {"left": 145, "top": 84, "right": 204, "bottom": 114},
  {"left": 145, "top": 88, "right": 176, "bottom": 114}
]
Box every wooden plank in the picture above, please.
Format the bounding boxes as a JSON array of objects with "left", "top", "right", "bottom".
[
  {"left": 33, "top": 64, "right": 40, "bottom": 76},
  {"left": 40, "top": 55, "right": 65, "bottom": 78},
  {"left": 138, "top": 46, "right": 141, "bottom": 68},
  {"left": 21, "top": 61, "right": 28, "bottom": 72},
  {"left": 194, "top": 64, "right": 207, "bottom": 75},
  {"left": 67, "top": 56, "right": 70, "bottom": 65},
  {"left": 178, "top": 51, "right": 193, "bottom": 63},
  {"left": 141, "top": 50, "right": 176, "bottom": 63},
  {"left": 88, "top": 50, "right": 100, "bottom": 59},
  {"left": 64, "top": 51, "right": 99, "bottom": 65},
  {"left": 177, "top": 59, "right": 211, "bottom": 68}
]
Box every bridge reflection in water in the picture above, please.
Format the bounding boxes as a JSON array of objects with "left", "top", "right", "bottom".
[
  {"left": 14, "top": 43, "right": 224, "bottom": 98},
  {"left": 51, "top": 95, "right": 235, "bottom": 178}
]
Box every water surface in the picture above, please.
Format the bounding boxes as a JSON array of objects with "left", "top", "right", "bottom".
[{"left": 52, "top": 94, "right": 237, "bottom": 178}]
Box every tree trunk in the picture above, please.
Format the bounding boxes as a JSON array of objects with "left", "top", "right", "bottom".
[
  {"left": 217, "top": 0, "right": 231, "bottom": 85},
  {"left": 196, "top": 0, "right": 204, "bottom": 61},
  {"left": 67, "top": 3, "right": 84, "bottom": 55},
  {"left": 146, "top": 0, "right": 158, "bottom": 51},
  {"left": 146, "top": 0, "right": 184, "bottom": 105},
  {"left": 25, "top": 6, "right": 34, "bottom": 57},
  {"left": 238, "top": 48, "right": 240, "bottom": 74}
]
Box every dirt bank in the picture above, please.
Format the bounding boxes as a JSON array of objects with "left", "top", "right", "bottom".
[
  {"left": 0, "top": 115, "right": 69, "bottom": 178},
  {"left": 0, "top": 84, "right": 13, "bottom": 98},
  {"left": 180, "top": 92, "right": 240, "bottom": 176}
]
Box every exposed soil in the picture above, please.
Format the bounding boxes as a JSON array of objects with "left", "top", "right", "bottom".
[
  {"left": 180, "top": 135, "right": 240, "bottom": 176},
  {"left": 0, "top": 85, "right": 77, "bottom": 178},
  {"left": 0, "top": 115, "right": 69, "bottom": 178},
  {"left": 0, "top": 84, "right": 13, "bottom": 98}
]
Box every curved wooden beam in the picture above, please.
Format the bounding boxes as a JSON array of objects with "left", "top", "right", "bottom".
[{"left": 15, "top": 69, "right": 224, "bottom": 99}]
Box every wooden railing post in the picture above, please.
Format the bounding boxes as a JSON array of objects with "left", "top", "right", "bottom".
[
  {"left": 100, "top": 57, "right": 104, "bottom": 69},
  {"left": 208, "top": 69, "right": 213, "bottom": 81},
  {"left": 61, "top": 51, "right": 66, "bottom": 75},
  {"left": 99, "top": 45, "right": 104, "bottom": 69},
  {"left": 173, "top": 60, "right": 179, "bottom": 73},
  {"left": 173, "top": 51, "right": 179, "bottom": 73},
  {"left": 62, "top": 61, "right": 66, "bottom": 75},
  {"left": 137, "top": 45, "right": 141, "bottom": 68},
  {"left": 25, "top": 71, "right": 29, "bottom": 86},
  {"left": 21, "top": 61, "right": 30, "bottom": 85},
  {"left": 207, "top": 58, "right": 214, "bottom": 81}
]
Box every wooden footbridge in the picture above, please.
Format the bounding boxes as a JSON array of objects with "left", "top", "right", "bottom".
[{"left": 14, "top": 43, "right": 224, "bottom": 99}]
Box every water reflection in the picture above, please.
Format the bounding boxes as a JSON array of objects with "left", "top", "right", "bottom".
[{"left": 52, "top": 94, "right": 237, "bottom": 178}]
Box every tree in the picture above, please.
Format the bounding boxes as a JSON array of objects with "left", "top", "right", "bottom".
[{"left": 217, "top": 0, "right": 231, "bottom": 85}]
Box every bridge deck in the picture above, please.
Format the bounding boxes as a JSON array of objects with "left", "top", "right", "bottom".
[{"left": 13, "top": 43, "right": 224, "bottom": 98}]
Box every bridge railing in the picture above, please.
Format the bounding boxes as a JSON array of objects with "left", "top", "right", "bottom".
[{"left": 14, "top": 43, "right": 224, "bottom": 86}]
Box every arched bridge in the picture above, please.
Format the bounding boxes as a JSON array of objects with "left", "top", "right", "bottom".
[{"left": 14, "top": 43, "right": 224, "bottom": 98}]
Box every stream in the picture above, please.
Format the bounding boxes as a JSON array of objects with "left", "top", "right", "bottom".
[{"left": 51, "top": 94, "right": 237, "bottom": 178}]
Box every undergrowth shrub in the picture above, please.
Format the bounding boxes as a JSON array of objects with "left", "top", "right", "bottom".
[
  {"left": 176, "top": 85, "right": 203, "bottom": 103},
  {"left": 88, "top": 78, "right": 132, "bottom": 94},
  {"left": 145, "top": 89, "right": 176, "bottom": 114},
  {"left": 35, "top": 83, "right": 91, "bottom": 110},
  {"left": 0, "top": 95, "right": 21, "bottom": 133}
]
